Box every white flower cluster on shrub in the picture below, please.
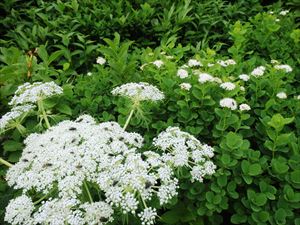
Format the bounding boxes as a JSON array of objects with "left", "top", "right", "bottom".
[{"left": 5, "top": 114, "right": 216, "bottom": 225}]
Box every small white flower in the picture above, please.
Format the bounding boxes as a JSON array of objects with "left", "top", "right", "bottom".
[
  {"left": 87, "top": 72, "right": 92, "bottom": 76},
  {"left": 188, "top": 59, "right": 202, "bottom": 67},
  {"left": 269, "top": 11, "right": 274, "bottom": 14},
  {"left": 251, "top": 66, "right": 266, "bottom": 77},
  {"left": 297, "top": 95, "right": 300, "bottom": 100},
  {"left": 239, "top": 74, "right": 250, "bottom": 81},
  {"left": 240, "top": 86, "right": 245, "bottom": 91},
  {"left": 220, "top": 82, "right": 236, "bottom": 91},
  {"left": 152, "top": 60, "right": 164, "bottom": 68},
  {"left": 96, "top": 57, "right": 106, "bottom": 65},
  {"left": 177, "top": 69, "right": 188, "bottom": 79},
  {"left": 276, "top": 92, "right": 287, "bottom": 99},
  {"left": 217, "top": 59, "right": 236, "bottom": 67},
  {"left": 198, "top": 73, "right": 215, "bottom": 83},
  {"left": 220, "top": 98, "right": 237, "bottom": 110},
  {"left": 275, "top": 18, "right": 280, "bottom": 22},
  {"left": 274, "top": 64, "right": 293, "bottom": 73},
  {"left": 239, "top": 104, "right": 251, "bottom": 111},
  {"left": 138, "top": 208, "right": 157, "bottom": 225},
  {"left": 179, "top": 83, "right": 192, "bottom": 91},
  {"left": 111, "top": 82, "right": 164, "bottom": 102},
  {"left": 279, "top": 10, "right": 289, "bottom": 16}
]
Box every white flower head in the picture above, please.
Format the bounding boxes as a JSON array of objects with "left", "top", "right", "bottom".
[
  {"left": 279, "top": 10, "right": 289, "bottom": 16},
  {"left": 274, "top": 64, "right": 293, "bottom": 73},
  {"left": 240, "top": 86, "right": 245, "bottom": 91},
  {"left": 239, "top": 74, "right": 250, "bottom": 81},
  {"left": 179, "top": 83, "right": 192, "bottom": 91},
  {"left": 217, "top": 59, "right": 236, "bottom": 67},
  {"left": 96, "top": 57, "right": 106, "bottom": 65},
  {"left": 81, "top": 202, "right": 113, "bottom": 224},
  {"left": 177, "top": 69, "right": 188, "bottom": 79},
  {"left": 0, "top": 104, "right": 35, "bottom": 131},
  {"left": 220, "top": 82, "right": 236, "bottom": 91},
  {"left": 188, "top": 59, "right": 202, "bottom": 67},
  {"left": 276, "top": 92, "right": 287, "bottom": 99},
  {"left": 198, "top": 73, "right": 215, "bottom": 84},
  {"left": 111, "top": 82, "right": 164, "bottom": 102},
  {"left": 239, "top": 103, "right": 251, "bottom": 111},
  {"left": 153, "top": 127, "right": 216, "bottom": 182},
  {"left": 5, "top": 195, "right": 34, "bottom": 225},
  {"left": 138, "top": 208, "right": 157, "bottom": 225},
  {"left": 297, "top": 95, "right": 300, "bottom": 100},
  {"left": 220, "top": 98, "right": 237, "bottom": 110},
  {"left": 6, "top": 115, "right": 183, "bottom": 224},
  {"left": 87, "top": 72, "right": 92, "bottom": 76},
  {"left": 152, "top": 60, "right": 164, "bottom": 68},
  {"left": 9, "top": 82, "right": 63, "bottom": 106},
  {"left": 251, "top": 66, "right": 266, "bottom": 77}
]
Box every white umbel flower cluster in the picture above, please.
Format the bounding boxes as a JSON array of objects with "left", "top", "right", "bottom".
[
  {"left": 9, "top": 82, "right": 63, "bottom": 106},
  {"left": 4, "top": 195, "right": 34, "bottom": 225},
  {"left": 153, "top": 127, "right": 216, "bottom": 182},
  {"left": 188, "top": 59, "right": 202, "bottom": 67},
  {"left": 152, "top": 60, "right": 164, "bottom": 68},
  {"left": 220, "top": 82, "right": 236, "bottom": 91},
  {"left": 138, "top": 207, "right": 157, "bottom": 225},
  {"left": 274, "top": 64, "right": 293, "bottom": 73},
  {"left": 0, "top": 104, "right": 35, "bottom": 131},
  {"left": 111, "top": 82, "right": 164, "bottom": 102},
  {"left": 217, "top": 59, "right": 236, "bottom": 67},
  {"left": 5, "top": 115, "right": 188, "bottom": 225},
  {"left": 177, "top": 69, "right": 188, "bottom": 79},
  {"left": 198, "top": 73, "right": 215, "bottom": 84},
  {"left": 239, "top": 74, "right": 250, "bottom": 81},
  {"left": 279, "top": 10, "right": 289, "bottom": 16},
  {"left": 96, "top": 56, "right": 106, "bottom": 65},
  {"left": 179, "top": 83, "right": 192, "bottom": 91},
  {"left": 276, "top": 92, "right": 287, "bottom": 99},
  {"left": 220, "top": 98, "right": 238, "bottom": 110},
  {"left": 239, "top": 103, "right": 251, "bottom": 111},
  {"left": 250, "top": 66, "right": 266, "bottom": 77}
]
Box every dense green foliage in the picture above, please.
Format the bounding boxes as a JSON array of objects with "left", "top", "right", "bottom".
[{"left": 1, "top": 0, "right": 300, "bottom": 224}]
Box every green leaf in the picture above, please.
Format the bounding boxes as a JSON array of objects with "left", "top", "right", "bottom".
[
  {"left": 225, "top": 132, "right": 243, "bottom": 149},
  {"left": 248, "top": 163, "right": 262, "bottom": 176},
  {"left": 252, "top": 211, "right": 269, "bottom": 222},
  {"left": 231, "top": 214, "right": 247, "bottom": 224},
  {"left": 56, "top": 104, "right": 72, "bottom": 115},
  {"left": 276, "top": 133, "right": 292, "bottom": 146},
  {"left": 3, "top": 140, "right": 23, "bottom": 152},
  {"left": 275, "top": 208, "right": 287, "bottom": 225},
  {"left": 290, "top": 170, "right": 300, "bottom": 184},
  {"left": 267, "top": 114, "right": 294, "bottom": 132},
  {"left": 271, "top": 158, "right": 289, "bottom": 174}
]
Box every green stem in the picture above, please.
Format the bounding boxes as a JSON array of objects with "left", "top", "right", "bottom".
[
  {"left": 123, "top": 108, "right": 135, "bottom": 130},
  {"left": 38, "top": 100, "right": 50, "bottom": 129},
  {"left": 16, "top": 124, "right": 26, "bottom": 137},
  {"left": 0, "top": 157, "right": 12, "bottom": 167},
  {"left": 84, "top": 181, "right": 93, "bottom": 203}
]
